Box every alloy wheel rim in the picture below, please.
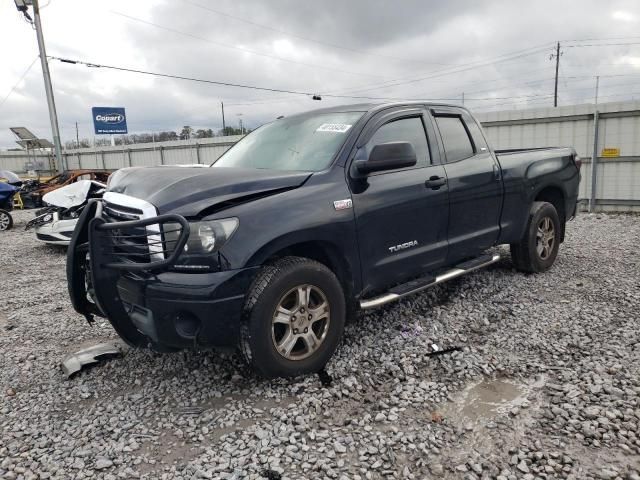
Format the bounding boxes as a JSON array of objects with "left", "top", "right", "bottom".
[
  {"left": 536, "top": 216, "right": 555, "bottom": 260},
  {"left": 271, "top": 284, "right": 330, "bottom": 361},
  {"left": 0, "top": 212, "right": 9, "bottom": 230}
]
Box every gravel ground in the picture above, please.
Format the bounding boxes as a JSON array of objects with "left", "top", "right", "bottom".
[{"left": 1, "top": 209, "right": 640, "bottom": 480}]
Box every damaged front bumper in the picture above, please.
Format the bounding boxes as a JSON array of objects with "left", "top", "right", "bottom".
[
  {"left": 35, "top": 217, "right": 77, "bottom": 245},
  {"left": 67, "top": 199, "right": 255, "bottom": 350},
  {"left": 61, "top": 340, "right": 126, "bottom": 377}
]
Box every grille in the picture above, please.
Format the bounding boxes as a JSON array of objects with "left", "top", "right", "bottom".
[
  {"left": 102, "top": 201, "right": 155, "bottom": 263},
  {"left": 99, "top": 193, "right": 176, "bottom": 266}
]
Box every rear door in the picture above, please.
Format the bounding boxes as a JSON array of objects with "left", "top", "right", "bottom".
[
  {"left": 349, "top": 108, "right": 449, "bottom": 294},
  {"left": 430, "top": 107, "right": 502, "bottom": 263}
]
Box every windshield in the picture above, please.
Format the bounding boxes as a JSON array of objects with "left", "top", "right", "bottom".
[{"left": 212, "top": 112, "right": 363, "bottom": 171}]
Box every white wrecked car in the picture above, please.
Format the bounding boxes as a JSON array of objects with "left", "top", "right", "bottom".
[{"left": 25, "top": 180, "right": 105, "bottom": 245}]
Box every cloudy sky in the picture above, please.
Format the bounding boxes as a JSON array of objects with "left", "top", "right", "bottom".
[{"left": 1, "top": 0, "right": 639, "bottom": 149}]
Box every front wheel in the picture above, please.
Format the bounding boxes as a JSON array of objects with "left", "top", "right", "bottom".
[
  {"left": 0, "top": 210, "right": 13, "bottom": 231},
  {"left": 510, "top": 201, "right": 561, "bottom": 273},
  {"left": 240, "top": 257, "right": 346, "bottom": 378}
]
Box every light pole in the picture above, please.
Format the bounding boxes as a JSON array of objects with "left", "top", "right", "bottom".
[
  {"left": 237, "top": 113, "right": 244, "bottom": 135},
  {"left": 14, "top": 0, "right": 65, "bottom": 173},
  {"left": 221, "top": 101, "right": 226, "bottom": 133}
]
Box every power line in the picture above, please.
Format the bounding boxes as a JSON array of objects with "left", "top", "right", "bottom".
[
  {"left": 562, "top": 35, "right": 640, "bottom": 43},
  {"left": 229, "top": 67, "right": 558, "bottom": 107},
  {"left": 477, "top": 81, "right": 640, "bottom": 110},
  {"left": 48, "top": 55, "right": 564, "bottom": 104},
  {"left": 0, "top": 56, "right": 40, "bottom": 110},
  {"left": 324, "top": 43, "right": 554, "bottom": 97},
  {"left": 331, "top": 38, "right": 640, "bottom": 98},
  {"left": 49, "top": 56, "right": 321, "bottom": 96},
  {"left": 242, "top": 38, "right": 635, "bottom": 104},
  {"left": 111, "top": 11, "right": 391, "bottom": 80},
  {"left": 181, "top": 0, "right": 458, "bottom": 68},
  {"left": 565, "top": 42, "right": 640, "bottom": 48},
  {"left": 204, "top": 41, "right": 584, "bottom": 108},
  {"left": 561, "top": 73, "right": 640, "bottom": 79}
]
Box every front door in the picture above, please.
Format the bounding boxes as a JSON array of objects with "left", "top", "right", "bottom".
[{"left": 349, "top": 109, "right": 449, "bottom": 294}]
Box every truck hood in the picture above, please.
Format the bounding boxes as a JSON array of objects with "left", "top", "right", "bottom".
[{"left": 107, "top": 166, "right": 312, "bottom": 216}]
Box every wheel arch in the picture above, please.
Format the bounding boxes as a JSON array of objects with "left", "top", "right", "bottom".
[
  {"left": 534, "top": 185, "right": 566, "bottom": 241},
  {"left": 248, "top": 236, "right": 359, "bottom": 305}
]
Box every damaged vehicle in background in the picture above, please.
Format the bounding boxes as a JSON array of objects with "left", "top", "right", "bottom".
[
  {"left": 0, "top": 181, "right": 18, "bottom": 231},
  {"left": 26, "top": 180, "right": 105, "bottom": 245},
  {"left": 21, "top": 169, "right": 111, "bottom": 208}
]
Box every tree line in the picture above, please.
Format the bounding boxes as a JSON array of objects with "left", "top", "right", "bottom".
[{"left": 64, "top": 125, "right": 249, "bottom": 150}]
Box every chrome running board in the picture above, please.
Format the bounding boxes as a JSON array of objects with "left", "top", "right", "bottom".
[{"left": 359, "top": 254, "right": 501, "bottom": 310}]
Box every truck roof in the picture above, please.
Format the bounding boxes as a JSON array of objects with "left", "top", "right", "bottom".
[
  {"left": 291, "top": 101, "right": 465, "bottom": 115},
  {"left": 282, "top": 101, "right": 468, "bottom": 120}
]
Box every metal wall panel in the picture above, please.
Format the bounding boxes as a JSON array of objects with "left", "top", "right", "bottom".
[
  {"left": 476, "top": 100, "right": 640, "bottom": 209},
  {"left": 2, "top": 110, "right": 639, "bottom": 210},
  {"left": 483, "top": 120, "right": 593, "bottom": 158},
  {"left": 599, "top": 115, "right": 640, "bottom": 157},
  {"left": 599, "top": 160, "right": 640, "bottom": 200},
  {"left": 0, "top": 135, "right": 241, "bottom": 173},
  {"left": 0, "top": 153, "right": 33, "bottom": 172},
  {"left": 131, "top": 149, "right": 160, "bottom": 167}
]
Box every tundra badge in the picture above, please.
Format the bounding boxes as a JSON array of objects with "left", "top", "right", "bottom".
[{"left": 388, "top": 240, "right": 418, "bottom": 253}]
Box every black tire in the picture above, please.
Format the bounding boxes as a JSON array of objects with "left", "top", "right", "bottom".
[
  {"left": 240, "top": 256, "right": 346, "bottom": 378},
  {"left": 510, "top": 201, "right": 561, "bottom": 273},
  {"left": 0, "top": 210, "right": 13, "bottom": 231}
]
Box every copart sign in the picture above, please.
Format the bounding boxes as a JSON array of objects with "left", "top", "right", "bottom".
[{"left": 92, "top": 107, "right": 128, "bottom": 134}]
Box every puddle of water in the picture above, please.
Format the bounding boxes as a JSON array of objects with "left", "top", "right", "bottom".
[
  {"left": 461, "top": 379, "right": 524, "bottom": 419},
  {"left": 444, "top": 376, "right": 545, "bottom": 422}
]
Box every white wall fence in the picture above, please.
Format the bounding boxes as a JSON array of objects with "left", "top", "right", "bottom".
[
  {"left": 2, "top": 102, "right": 639, "bottom": 212},
  {"left": 0, "top": 135, "right": 243, "bottom": 173},
  {"left": 476, "top": 101, "right": 640, "bottom": 212}
]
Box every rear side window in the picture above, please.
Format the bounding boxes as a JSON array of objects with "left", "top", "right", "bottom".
[
  {"left": 366, "top": 117, "right": 430, "bottom": 167},
  {"left": 434, "top": 115, "right": 475, "bottom": 162}
]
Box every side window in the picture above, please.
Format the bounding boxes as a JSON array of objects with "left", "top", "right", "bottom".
[
  {"left": 464, "top": 116, "right": 488, "bottom": 151},
  {"left": 434, "top": 115, "right": 475, "bottom": 163},
  {"left": 366, "top": 117, "right": 430, "bottom": 167}
]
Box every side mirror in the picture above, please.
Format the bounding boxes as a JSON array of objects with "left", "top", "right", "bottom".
[{"left": 354, "top": 141, "right": 417, "bottom": 175}]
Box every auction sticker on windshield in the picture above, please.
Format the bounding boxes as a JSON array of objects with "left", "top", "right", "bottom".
[{"left": 316, "top": 123, "right": 352, "bottom": 133}]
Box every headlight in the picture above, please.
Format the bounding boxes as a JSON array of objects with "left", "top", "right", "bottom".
[{"left": 164, "top": 217, "right": 239, "bottom": 255}]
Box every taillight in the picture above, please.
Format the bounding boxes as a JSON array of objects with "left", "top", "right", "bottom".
[{"left": 573, "top": 153, "right": 582, "bottom": 170}]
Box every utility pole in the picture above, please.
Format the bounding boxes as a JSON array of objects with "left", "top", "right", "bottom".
[
  {"left": 589, "top": 76, "right": 600, "bottom": 213},
  {"left": 221, "top": 101, "right": 226, "bottom": 133},
  {"left": 14, "top": 0, "right": 65, "bottom": 173},
  {"left": 462, "top": 92, "right": 465, "bottom": 105},
  {"left": 553, "top": 41, "right": 561, "bottom": 108},
  {"left": 75, "top": 121, "right": 79, "bottom": 148}
]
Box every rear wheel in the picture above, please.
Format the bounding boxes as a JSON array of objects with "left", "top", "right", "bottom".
[
  {"left": 240, "top": 257, "right": 345, "bottom": 378},
  {"left": 0, "top": 210, "right": 13, "bottom": 231},
  {"left": 510, "top": 201, "right": 561, "bottom": 273}
]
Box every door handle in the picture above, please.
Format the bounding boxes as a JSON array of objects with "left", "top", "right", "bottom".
[{"left": 425, "top": 176, "right": 447, "bottom": 190}]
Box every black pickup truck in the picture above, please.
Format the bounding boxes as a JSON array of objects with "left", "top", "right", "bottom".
[{"left": 67, "top": 102, "right": 581, "bottom": 378}]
